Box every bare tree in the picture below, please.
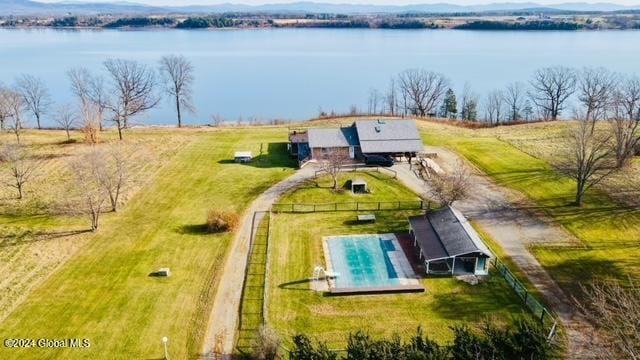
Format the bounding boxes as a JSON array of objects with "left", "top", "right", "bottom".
[
  {"left": 609, "top": 75, "right": 640, "bottom": 168},
  {"left": 578, "top": 67, "right": 617, "bottom": 125},
  {"left": 0, "top": 85, "right": 12, "bottom": 131},
  {"left": 251, "top": 325, "right": 281, "bottom": 360},
  {"left": 385, "top": 78, "right": 399, "bottom": 116},
  {"left": 210, "top": 114, "right": 224, "bottom": 127},
  {"left": 367, "top": 88, "right": 382, "bottom": 115},
  {"left": 558, "top": 115, "right": 617, "bottom": 206},
  {"left": 54, "top": 104, "right": 77, "bottom": 141},
  {"left": 485, "top": 89, "right": 504, "bottom": 125},
  {"left": 504, "top": 82, "right": 527, "bottom": 122},
  {"left": 397, "top": 69, "right": 449, "bottom": 117},
  {"left": 426, "top": 162, "right": 471, "bottom": 206},
  {"left": 69, "top": 150, "right": 107, "bottom": 231},
  {"left": 319, "top": 149, "right": 348, "bottom": 192},
  {"left": 15, "top": 74, "right": 52, "bottom": 129},
  {"left": 67, "top": 67, "right": 92, "bottom": 109},
  {"left": 159, "top": 55, "right": 195, "bottom": 128},
  {"left": 81, "top": 103, "right": 101, "bottom": 145},
  {"left": 577, "top": 280, "right": 640, "bottom": 360},
  {"left": 4, "top": 89, "right": 26, "bottom": 143},
  {"left": 529, "top": 66, "right": 577, "bottom": 121},
  {"left": 68, "top": 68, "right": 110, "bottom": 131},
  {"left": 0, "top": 144, "right": 38, "bottom": 200},
  {"left": 103, "top": 59, "right": 159, "bottom": 140},
  {"left": 94, "top": 146, "right": 129, "bottom": 212}
]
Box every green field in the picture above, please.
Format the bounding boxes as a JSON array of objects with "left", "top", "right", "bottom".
[
  {"left": 0, "top": 128, "right": 296, "bottom": 359},
  {"left": 266, "top": 173, "right": 531, "bottom": 349},
  {"left": 420, "top": 121, "right": 640, "bottom": 297},
  {"left": 3, "top": 119, "right": 636, "bottom": 358}
]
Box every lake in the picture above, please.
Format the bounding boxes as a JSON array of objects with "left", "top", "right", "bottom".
[{"left": 1, "top": 28, "right": 639, "bottom": 126}]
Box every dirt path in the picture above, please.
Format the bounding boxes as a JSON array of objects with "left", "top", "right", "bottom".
[
  {"left": 200, "top": 166, "right": 317, "bottom": 359},
  {"left": 393, "top": 146, "right": 597, "bottom": 359}
]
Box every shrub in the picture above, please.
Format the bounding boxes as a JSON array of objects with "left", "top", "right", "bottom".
[
  {"left": 206, "top": 209, "right": 239, "bottom": 233},
  {"left": 290, "top": 334, "right": 337, "bottom": 360},
  {"left": 288, "top": 318, "right": 552, "bottom": 360},
  {"left": 252, "top": 326, "right": 281, "bottom": 360}
]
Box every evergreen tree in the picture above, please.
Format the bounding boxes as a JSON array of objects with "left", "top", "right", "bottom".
[
  {"left": 440, "top": 88, "right": 458, "bottom": 119},
  {"left": 461, "top": 99, "right": 478, "bottom": 121}
]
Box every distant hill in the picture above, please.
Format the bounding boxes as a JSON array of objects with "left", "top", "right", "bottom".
[
  {"left": 1, "top": 0, "right": 639, "bottom": 16},
  {"left": 0, "top": 0, "right": 167, "bottom": 15},
  {"left": 173, "top": 2, "right": 640, "bottom": 14}
]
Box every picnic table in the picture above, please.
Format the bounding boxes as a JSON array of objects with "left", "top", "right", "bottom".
[{"left": 357, "top": 214, "right": 376, "bottom": 223}]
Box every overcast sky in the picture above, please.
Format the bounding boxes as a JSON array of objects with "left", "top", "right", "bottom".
[{"left": 40, "top": 0, "right": 640, "bottom": 6}]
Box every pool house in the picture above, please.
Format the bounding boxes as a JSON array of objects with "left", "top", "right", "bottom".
[{"left": 408, "top": 206, "right": 492, "bottom": 276}]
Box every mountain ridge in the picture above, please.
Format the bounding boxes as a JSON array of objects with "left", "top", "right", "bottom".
[{"left": 2, "top": 0, "right": 640, "bottom": 16}]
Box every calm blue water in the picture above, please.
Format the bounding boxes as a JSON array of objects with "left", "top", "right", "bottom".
[
  {"left": 1, "top": 28, "right": 639, "bottom": 126},
  {"left": 326, "top": 235, "right": 399, "bottom": 288}
]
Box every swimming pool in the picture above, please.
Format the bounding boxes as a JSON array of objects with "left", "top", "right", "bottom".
[{"left": 323, "top": 234, "right": 421, "bottom": 292}]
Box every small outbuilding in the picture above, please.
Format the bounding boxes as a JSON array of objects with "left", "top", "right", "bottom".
[
  {"left": 234, "top": 151, "right": 253, "bottom": 163},
  {"left": 408, "top": 206, "right": 492, "bottom": 276},
  {"left": 350, "top": 179, "right": 368, "bottom": 194}
]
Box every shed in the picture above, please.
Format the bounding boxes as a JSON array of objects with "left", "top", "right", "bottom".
[
  {"left": 234, "top": 151, "right": 252, "bottom": 163},
  {"left": 350, "top": 179, "right": 368, "bottom": 194},
  {"left": 408, "top": 206, "right": 492, "bottom": 276}
]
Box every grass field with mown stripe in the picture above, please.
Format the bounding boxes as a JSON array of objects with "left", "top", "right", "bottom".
[
  {"left": 266, "top": 174, "right": 532, "bottom": 349},
  {"left": 0, "top": 128, "right": 296, "bottom": 359},
  {"left": 419, "top": 121, "right": 640, "bottom": 298}
]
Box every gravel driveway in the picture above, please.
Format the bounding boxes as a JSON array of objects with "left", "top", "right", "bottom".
[
  {"left": 393, "top": 146, "right": 598, "bottom": 359},
  {"left": 200, "top": 166, "right": 317, "bottom": 359}
]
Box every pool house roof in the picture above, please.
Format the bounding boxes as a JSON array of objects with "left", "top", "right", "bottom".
[{"left": 408, "top": 206, "right": 492, "bottom": 262}]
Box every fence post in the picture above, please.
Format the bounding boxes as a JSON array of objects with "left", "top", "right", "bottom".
[{"left": 378, "top": 202, "right": 381, "bottom": 210}]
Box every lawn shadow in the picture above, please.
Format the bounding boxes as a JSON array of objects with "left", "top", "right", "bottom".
[
  {"left": 343, "top": 220, "right": 361, "bottom": 226},
  {"left": 428, "top": 277, "right": 530, "bottom": 321},
  {"left": 217, "top": 143, "right": 297, "bottom": 169},
  {"left": 0, "top": 229, "right": 90, "bottom": 248},
  {"left": 176, "top": 224, "right": 209, "bottom": 234},
  {"left": 55, "top": 139, "right": 80, "bottom": 146},
  {"left": 278, "top": 278, "right": 313, "bottom": 291},
  {"left": 544, "top": 257, "right": 627, "bottom": 297}
]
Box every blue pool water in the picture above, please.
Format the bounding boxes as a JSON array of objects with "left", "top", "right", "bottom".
[{"left": 325, "top": 235, "right": 401, "bottom": 289}]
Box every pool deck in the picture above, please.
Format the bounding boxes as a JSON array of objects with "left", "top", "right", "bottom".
[
  {"left": 322, "top": 233, "right": 425, "bottom": 295},
  {"left": 329, "top": 284, "right": 424, "bottom": 295}
]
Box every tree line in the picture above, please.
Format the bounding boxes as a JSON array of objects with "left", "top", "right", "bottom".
[
  {"left": 365, "top": 66, "right": 639, "bottom": 205},
  {"left": 0, "top": 55, "right": 196, "bottom": 231},
  {"left": 248, "top": 317, "right": 555, "bottom": 360},
  {"left": 0, "top": 54, "right": 195, "bottom": 142},
  {"left": 454, "top": 20, "right": 582, "bottom": 30}
]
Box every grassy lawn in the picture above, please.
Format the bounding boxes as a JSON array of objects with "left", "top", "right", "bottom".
[
  {"left": 0, "top": 127, "right": 296, "bottom": 359},
  {"left": 280, "top": 171, "right": 419, "bottom": 203},
  {"left": 267, "top": 175, "right": 531, "bottom": 349},
  {"left": 419, "top": 121, "right": 640, "bottom": 298}
]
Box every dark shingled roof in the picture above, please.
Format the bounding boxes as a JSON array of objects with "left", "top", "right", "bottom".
[
  {"left": 308, "top": 127, "right": 359, "bottom": 148},
  {"left": 409, "top": 206, "right": 491, "bottom": 261},
  {"left": 355, "top": 119, "right": 423, "bottom": 154}
]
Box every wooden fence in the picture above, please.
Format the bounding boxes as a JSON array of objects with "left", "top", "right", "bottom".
[
  {"left": 314, "top": 164, "right": 398, "bottom": 179},
  {"left": 492, "top": 257, "right": 558, "bottom": 340},
  {"left": 271, "top": 200, "right": 425, "bottom": 213}
]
